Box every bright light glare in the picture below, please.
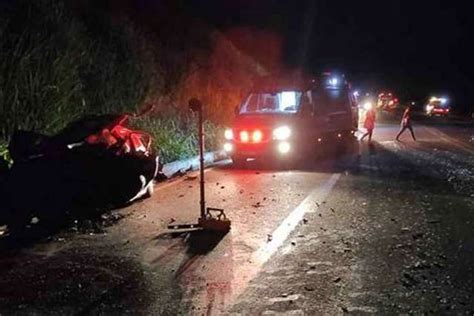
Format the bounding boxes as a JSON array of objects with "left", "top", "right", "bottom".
[
  {"left": 223, "top": 143, "right": 233, "bottom": 152},
  {"left": 278, "top": 142, "right": 291, "bottom": 154},
  {"left": 281, "top": 91, "right": 297, "bottom": 109},
  {"left": 426, "top": 105, "right": 434, "bottom": 112},
  {"left": 440, "top": 98, "right": 447, "bottom": 104},
  {"left": 252, "top": 130, "right": 263, "bottom": 143},
  {"left": 363, "top": 102, "right": 373, "bottom": 110},
  {"left": 240, "top": 131, "right": 249, "bottom": 143},
  {"left": 273, "top": 126, "right": 292, "bottom": 140},
  {"left": 353, "top": 90, "right": 360, "bottom": 97},
  {"left": 329, "top": 78, "right": 338, "bottom": 86},
  {"left": 224, "top": 129, "right": 233, "bottom": 140}
]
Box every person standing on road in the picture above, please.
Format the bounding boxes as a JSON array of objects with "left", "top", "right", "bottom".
[
  {"left": 360, "top": 106, "right": 376, "bottom": 142},
  {"left": 396, "top": 105, "right": 416, "bottom": 141}
]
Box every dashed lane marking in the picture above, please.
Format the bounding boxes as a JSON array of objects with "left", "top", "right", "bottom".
[
  {"left": 230, "top": 173, "right": 341, "bottom": 303},
  {"left": 252, "top": 173, "right": 341, "bottom": 265}
]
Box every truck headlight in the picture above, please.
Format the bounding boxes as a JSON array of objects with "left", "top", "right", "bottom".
[
  {"left": 278, "top": 142, "right": 291, "bottom": 154},
  {"left": 223, "top": 143, "right": 233, "bottom": 152},
  {"left": 224, "top": 129, "right": 233, "bottom": 140},
  {"left": 273, "top": 126, "right": 291, "bottom": 140}
]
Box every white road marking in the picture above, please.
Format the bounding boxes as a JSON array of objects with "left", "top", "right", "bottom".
[
  {"left": 231, "top": 173, "right": 341, "bottom": 301},
  {"left": 252, "top": 173, "right": 340, "bottom": 265}
]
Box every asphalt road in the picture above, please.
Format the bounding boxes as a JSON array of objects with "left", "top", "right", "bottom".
[{"left": 0, "top": 117, "right": 473, "bottom": 315}]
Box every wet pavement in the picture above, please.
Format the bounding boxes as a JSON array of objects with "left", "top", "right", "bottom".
[{"left": 0, "top": 118, "right": 473, "bottom": 315}]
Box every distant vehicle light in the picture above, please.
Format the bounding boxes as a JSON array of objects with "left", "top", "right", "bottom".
[
  {"left": 224, "top": 129, "right": 233, "bottom": 140},
  {"left": 278, "top": 142, "right": 291, "bottom": 154},
  {"left": 252, "top": 130, "right": 263, "bottom": 143},
  {"left": 353, "top": 90, "right": 360, "bottom": 97},
  {"left": 223, "top": 143, "right": 233, "bottom": 152},
  {"left": 240, "top": 131, "right": 249, "bottom": 143},
  {"left": 426, "top": 105, "right": 434, "bottom": 112},
  {"left": 363, "top": 102, "right": 373, "bottom": 110},
  {"left": 273, "top": 126, "right": 292, "bottom": 140},
  {"left": 329, "top": 78, "right": 339, "bottom": 86},
  {"left": 440, "top": 98, "right": 448, "bottom": 104}
]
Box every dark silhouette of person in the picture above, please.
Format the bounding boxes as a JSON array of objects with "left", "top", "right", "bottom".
[
  {"left": 396, "top": 105, "right": 416, "bottom": 141},
  {"left": 360, "top": 107, "right": 376, "bottom": 142}
]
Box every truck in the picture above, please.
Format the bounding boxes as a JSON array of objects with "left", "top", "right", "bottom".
[
  {"left": 426, "top": 96, "right": 450, "bottom": 117},
  {"left": 223, "top": 73, "right": 358, "bottom": 166},
  {"left": 377, "top": 92, "right": 399, "bottom": 111}
]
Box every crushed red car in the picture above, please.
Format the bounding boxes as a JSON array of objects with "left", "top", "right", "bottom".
[{"left": 0, "top": 112, "right": 160, "bottom": 231}]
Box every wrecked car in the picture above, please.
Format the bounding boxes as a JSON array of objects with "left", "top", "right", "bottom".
[{"left": 0, "top": 112, "right": 160, "bottom": 231}]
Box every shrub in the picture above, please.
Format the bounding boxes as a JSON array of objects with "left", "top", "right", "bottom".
[
  {"left": 133, "top": 111, "right": 224, "bottom": 164},
  {"left": 0, "top": 0, "right": 147, "bottom": 139}
]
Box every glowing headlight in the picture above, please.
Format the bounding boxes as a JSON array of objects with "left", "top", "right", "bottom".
[
  {"left": 329, "top": 78, "right": 338, "bottom": 86},
  {"left": 224, "top": 129, "right": 233, "bottom": 140},
  {"left": 240, "top": 131, "right": 249, "bottom": 143},
  {"left": 426, "top": 105, "right": 434, "bottom": 112},
  {"left": 223, "top": 143, "right": 233, "bottom": 152},
  {"left": 252, "top": 130, "right": 263, "bottom": 143},
  {"left": 273, "top": 126, "right": 291, "bottom": 140},
  {"left": 278, "top": 142, "right": 291, "bottom": 154},
  {"left": 363, "top": 102, "right": 373, "bottom": 110}
]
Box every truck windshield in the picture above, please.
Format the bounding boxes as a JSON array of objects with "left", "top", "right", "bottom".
[{"left": 240, "top": 91, "right": 302, "bottom": 114}]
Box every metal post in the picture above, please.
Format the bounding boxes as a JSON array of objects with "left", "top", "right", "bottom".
[
  {"left": 198, "top": 107, "right": 206, "bottom": 219},
  {"left": 167, "top": 98, "right": 230, "bottom": 233}
]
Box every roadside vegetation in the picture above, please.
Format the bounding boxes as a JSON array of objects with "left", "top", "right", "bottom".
[{"left": 0, "top": 0, "right": 273, "bottom": 164}]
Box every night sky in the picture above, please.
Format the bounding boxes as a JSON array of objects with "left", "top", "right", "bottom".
[
  {"left": 2, "top": 0, "right": 473, "bottom": 111},
  {"left": 178, "top": 0, "right": 474, "bottom": 111}
]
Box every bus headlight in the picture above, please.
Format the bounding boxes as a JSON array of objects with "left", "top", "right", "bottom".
[
  {"left": 273, "top": 126, "right": 291, "bottom": 140},
  {"left": 224, "top": 129, "right": 233, "bottom": 140}
]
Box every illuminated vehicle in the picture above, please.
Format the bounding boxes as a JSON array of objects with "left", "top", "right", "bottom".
[
  {"left": 426, "top": 96, "right": 450, "bottom": 116},
  {"left": 377, "top": 92, "right": 399, "bottom": 111},
  {"left": 223, "top": 73, "right": 358, "bottom": 166}
]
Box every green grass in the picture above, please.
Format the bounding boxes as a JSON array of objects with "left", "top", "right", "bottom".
[
  {"left": 134, "top": 113, "right": 223, "bottom": 164},
  {"left": 0, "top": 0, "right": 225, "bottom": 165},
  {"left": 0, "top": 141, "right": 11, "bottom": 167},
  {"left": 0, "top": 0, "right": 147, "bottom": 139}
]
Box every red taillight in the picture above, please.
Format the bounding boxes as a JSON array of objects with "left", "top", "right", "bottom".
[
  {"left": 240, "top": 131, "right": 249, "bottom": 143},
  {"left": 252, "top": 130, "right": 263, "bottom": 143}
]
